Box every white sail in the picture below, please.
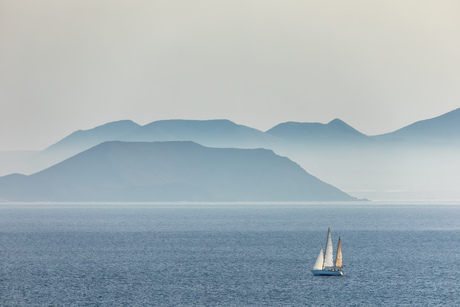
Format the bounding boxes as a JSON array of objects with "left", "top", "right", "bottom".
[
  {"left": 312, "top": 248, "right": 324, "bottom": 270},
  {"left": 335, "top": 237, "right": 342, "bottom": 268},
  {"left": 324, "top": 227, "right": 334, "bottom": 267}
]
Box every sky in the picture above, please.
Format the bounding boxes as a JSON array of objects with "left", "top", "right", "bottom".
[{"left": 1, "top": 0, "right": 460, "bottom": 151}]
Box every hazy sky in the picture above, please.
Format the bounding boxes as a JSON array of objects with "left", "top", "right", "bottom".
[{"left": 1, "top": 0, "right": 460, "bottom": 151}]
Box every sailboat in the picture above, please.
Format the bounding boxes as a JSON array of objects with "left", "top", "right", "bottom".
[{"left": 311, "top": 228, "right": 344, "bottom": 276}]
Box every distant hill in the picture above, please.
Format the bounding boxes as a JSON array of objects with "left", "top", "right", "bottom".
[
  {"left": 0, "top": 151, "right": 40, "bottom": 178},
  {"left": 3, "top": 108, "right": 460, "bottom": 201},
  {"left": 10, "top": 120, "right": 142, "bottom": 176},
  {"left": 121, "top": 119, "right": 280, "bottom": 149},
  {"left": 14, "top": 119, "right": 280, "bottom": 176},
  {"left": 42, "top": 120, "right": 141, "bottom": 156},
  {"left": 0, "top": 141, "right": 356, "bottom": 202},
  {"left": 266, "top": 119, "right": 369, "bottom": 143},
  {"left": 373, "top": 108, "right": 460, "bottom": 143}
]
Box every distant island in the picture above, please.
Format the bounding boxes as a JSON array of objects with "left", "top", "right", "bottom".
[
  {"left": 0, "top": 141, "right": 357, "bottom": 202},
  {"left": 1, "top": 107, "right": 459, "bottom": 201}
]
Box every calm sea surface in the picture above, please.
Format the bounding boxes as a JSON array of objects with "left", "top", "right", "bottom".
[{"left": 1, "top": 202, "right": 460, "bottom": 306}]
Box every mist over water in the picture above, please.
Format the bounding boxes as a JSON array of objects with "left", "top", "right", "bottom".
[
  {"left": 1, "top": 203, "right": 459, "bottom": 306},
  {"left": 275, "top": 142, "right": 460, "bottom": 201}
]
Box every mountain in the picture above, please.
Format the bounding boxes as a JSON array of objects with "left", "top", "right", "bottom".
[
  {"left": 9, "top": 119, "right": 280, "bottom": 176},
  {"left": 3, "top": 108, "right": 459, "bottom": 202},
  {"left": 121, "top": 119, "right": 280, "bottom": 149},
  {"left": 373, "top": 108, "right": 460, "bottom": 143},
  {"left": 6, "top": 120, "right": 142, "bottom": 176},
  {"left": 42, "top": 120, "right": 141, "bottom": 156},
  {"left": 266, "top": 119, "right": 369, "bottom": 143},
  {"left": 0, "top": 141, "right": 356, "bottom": 202},
  {"left": 0, "top": 151, "right": 40, "bottom": 178},
  {"left": 264, "top": 112, "right": 460, "bottom": 201}
]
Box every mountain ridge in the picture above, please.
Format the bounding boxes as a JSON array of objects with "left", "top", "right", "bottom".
[
  {"left": 265, "top": 118, "right": 368, "bottom": 141},
  {"left": 43, "top": 120, "right": 141, "bottom": 154},
  {"left": 120, "top": 119, "right": 280, "bottom": 148},
  {"left": 1, "top": 108, "right": 459, "bottom": 201},
  {"left": 373, "top": 108, "right": 460, "bottom": 142},
  {"left": 0, "top": 141, "right": 356, "bottom": 202}
]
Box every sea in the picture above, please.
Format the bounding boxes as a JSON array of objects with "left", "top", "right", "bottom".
[{"left": 1, "top": 202, "right": 459, "bottom": 306}]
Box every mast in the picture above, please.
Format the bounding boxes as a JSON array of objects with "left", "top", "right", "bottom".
[
  {"left": 323, "top": 227, "right": 334, "bottom": 268},
  {"left": 335, "top": 237, "right": 342, "bottom": 268}
]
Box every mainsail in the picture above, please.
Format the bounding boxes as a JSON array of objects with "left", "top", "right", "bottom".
[
  {"left": 323, "top": 227, "right": 334, "bottom": 267},
  {"left": 312, "top": 248, "right": 324, "bottom": 270},
  {"left": 335, "top": 237, "right": 342, "bottom": 268}
]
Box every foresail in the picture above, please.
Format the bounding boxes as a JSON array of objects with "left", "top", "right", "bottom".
[
  {"left": 324, "top": 228, "right": 334, "bottom": 267},
  {"left": 335, "top": 237, "right": 342, "bottom": 268},
  {"left": 312, "top": 248, "right": 324, "bottom": 270}
]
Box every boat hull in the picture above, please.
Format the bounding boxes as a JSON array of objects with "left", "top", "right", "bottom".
[{"left": 311, "top": 270, "right": 343, "bottom": 276}]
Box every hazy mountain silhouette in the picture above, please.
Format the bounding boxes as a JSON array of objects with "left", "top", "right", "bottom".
[
  {"left": 0, "top": 141, "right": 356, "bottom": 202},
  {"left": 266, "top": 119, "right": 369, "bottom": 144},
  {"left": 263, "top": 109, "right": 460, "bottom": 200},
  {"left": 43, "top": 120, "right": 141, "bottom": 156},
  {"left": 5, "top": 120, "right": 142, "bottom": 176},
  {"left": 0, "top": 151, "right": 39, "bottom": 178},
  {"left": 121, "top": 119, "right": 280, "bottom": 149},
  {"left": 5, "top": 119, "right": 281, "bottom": 176},
  {"left": 2, "top": 108, "right": 459, "bottom": 201},
  {"left": 373, "top": 108, "right": 460, "bottom": 143}
]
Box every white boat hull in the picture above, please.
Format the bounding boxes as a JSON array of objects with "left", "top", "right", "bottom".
[{"left": 311, "top": 269, "right": 343, "bottom": 276}]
